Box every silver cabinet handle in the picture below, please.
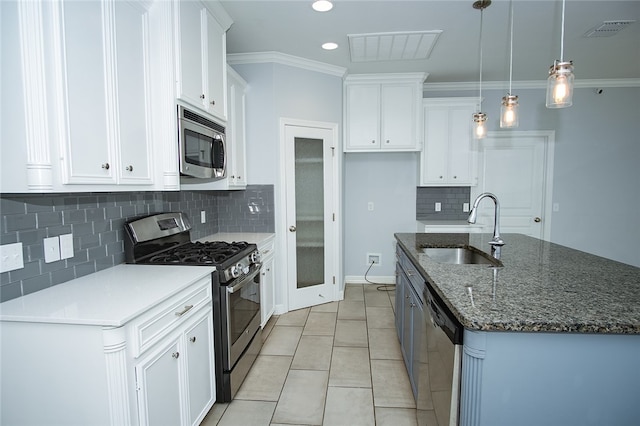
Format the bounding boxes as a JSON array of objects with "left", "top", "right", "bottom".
[
  {"left": 189, "top": 336, "right": 196, "bottom": 343},
  {"left": 126, "top": 165, "right": 133, "bottom": 172},
  {"left": 102, "top": 163, "right": 110, "bottom": 170},
  {"left": 210, "top": 100, "right": 215, "bottom": 105},
  {"left": 172, "top": 352, "right": 180, "bottom": 359},
  {"left": 200, "top": 94, "right": 205, "bottom": 99},
  {"left": 371, "top": 140, "right": 375, "bottom": 144},
  {"left": 289, "top": 226, "right": 296, "bottom": 232},
  {"left": 534, "top": 217, "right": 542, "bottom": 223},
  {"left": 175, "top": 305, "right": 194, "bottom": 316},
  {"left": 386, "top": 140, "right": 390, "bottom": 144}
]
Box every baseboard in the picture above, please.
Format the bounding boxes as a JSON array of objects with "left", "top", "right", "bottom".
[{"left": 344, "top": 275, "right": 396, "bottom": 285}]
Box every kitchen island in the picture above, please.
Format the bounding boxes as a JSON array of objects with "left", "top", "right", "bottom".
[{"left": 395, "top": 232, "right": 640, "bottom": 426}]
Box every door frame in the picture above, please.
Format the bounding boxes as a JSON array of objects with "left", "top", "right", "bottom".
[
  {"left": 277, "top": 117, "right": 342, "bottom": 313},
  {"left": 471, "top": 130, "right": 555, "bottom": 241}
]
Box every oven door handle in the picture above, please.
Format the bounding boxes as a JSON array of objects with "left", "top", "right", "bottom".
[{"left": 226, "top": 265, "right": 261, "bottom": 294}]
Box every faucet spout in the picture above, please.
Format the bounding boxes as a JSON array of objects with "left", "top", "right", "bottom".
[{"left": 468, "top": 192, "right": 505, "bottom": 247}]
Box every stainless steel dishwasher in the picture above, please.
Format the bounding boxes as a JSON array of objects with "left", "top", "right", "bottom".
[{"left": 416, "top": 280, "right": 464, "bottom": 426}]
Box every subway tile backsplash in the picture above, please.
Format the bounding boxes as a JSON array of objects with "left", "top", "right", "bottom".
[
  {"left": 0, "top": 185, "right": 274, "bottom": 302},
  {"left": 416, "top": 186, "right": 471, "bottom": 220}
]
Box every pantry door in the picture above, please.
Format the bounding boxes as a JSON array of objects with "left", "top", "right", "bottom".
[
  {"left": 472, "top": 131, "right": 555, "bottom": 240},
  {"left": 282, "top": 120, "right": 339, "bottom": 311}
]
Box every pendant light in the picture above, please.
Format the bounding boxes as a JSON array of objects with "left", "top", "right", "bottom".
[
  {"left": 500, "top": 0, "right": 519, "bottom": 128},
  {"left": 472, "top": 0, "right": 490, "bottom": 139},
  {"left": 546, "top": 0, "right": 574, "bottom": 108}
]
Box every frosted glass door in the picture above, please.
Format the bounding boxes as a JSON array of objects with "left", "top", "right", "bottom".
[{"left": 294, "top": 137, "right": 325, "bottom": 288}]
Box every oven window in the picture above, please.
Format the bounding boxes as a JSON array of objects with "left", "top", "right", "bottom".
[
  {"left": 228, "top": 272, "right": 260, "bottom": 345},
  {"left": 184, "top": 128, "right": 213, "bottom": 168}
]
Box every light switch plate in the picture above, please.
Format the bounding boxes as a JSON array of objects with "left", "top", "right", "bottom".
[
  {"left": 44, "top": 237, "right": 61, "bottom": 263},
  {"left": 435, "top": 202, "right": 442, "bottom": 212},
  {"left": 0, "top": 242, "right": 24, "bottom": 273},
  {"left": 59, "top": 234, "right": 74, "bottom": 259}
]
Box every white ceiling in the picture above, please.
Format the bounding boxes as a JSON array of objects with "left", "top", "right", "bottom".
[{"left": 219, "top": 0, "right": 640, "bottom": 84}]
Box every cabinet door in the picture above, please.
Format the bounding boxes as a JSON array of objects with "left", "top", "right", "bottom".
[
  {"left": 422, "top": 107, "right": 448, "bottom": 183},
  {"left": 401, "top": 271, "right": 413, "bottom": 373},
  {"left": 205, "top": 11, "right": 226, "bottom": 120},
  {"left": 228, "top": 68, "right": 247, "bottom": 188},
  {"left": 176, "top": 0, "right": 205, "bottom": 108},
  {"left": 260, "top": 255, "right": 275, "bottom": 326},
  {"left": 114, "top": 1, "right": 153, "bottom": 184},
  {"left": 448, "top": 106, "right": 474, "bottom": 184},
  {"left": 395, "top": 262, "right": 405, "bottom": 340},
  {"left": 381, "top": 84, "right": 415, "bottom": 149},
  {"left": 136, "top": 338, "right": 183, "bottom": 426},
  {"left": 185, "top": 311, "right": 215, "bottom": 426},
  {"left": 346, "top": 84, "right": 379, "bottom": 150},
  {"left": 410, "top": 290, "right": 424, "bottom": 398},
  {"left": 58, "top": 1, "right": 115, "bottom": 184}
]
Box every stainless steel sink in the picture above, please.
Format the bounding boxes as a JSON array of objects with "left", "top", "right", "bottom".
[{"left": 422, "top": 247, "right": 502, "bottom": 266}]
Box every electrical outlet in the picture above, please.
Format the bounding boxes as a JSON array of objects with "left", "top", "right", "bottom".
[
  {"left": 59, "top": 233, "right": 74, "bottom": 260},
  {"left": 367, "top": 202, "right": 374, "bottom": 211},
  {"left": 435, "top": 202, "right": 441, "bottom": 212},
  {"left": 367, "top": 253, "right": 381, "bottom": 265},
  {"left": 0, "top": 242, "right": 24, "bottom": 273},
  {"left": 463, "top": 202, "right": 470, "bottom": 212},
  {"left": 44, "top": 237, "right": 61, "bottom": 263},
  {"left": 201, "top": 210, "right": 206, "bottom": 223}
]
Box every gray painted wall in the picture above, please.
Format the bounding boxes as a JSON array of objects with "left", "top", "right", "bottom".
[
  {"left": 425, "top": 86, "right": 640, "bottom": 267},
  {"left": 231, "top": 62, "right": 344, "bottom": 305}
]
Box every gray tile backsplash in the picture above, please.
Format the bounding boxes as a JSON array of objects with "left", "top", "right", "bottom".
[
  {"left": 0, "top": 185, "right": 274, "bottom": 302},
  {"left": 416, "top": 187, "right": 471, "bottom": 220}
]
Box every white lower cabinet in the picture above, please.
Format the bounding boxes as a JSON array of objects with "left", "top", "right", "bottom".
[
  {"left": 136, "top": 307, "right": 214, "bottom": 426},
  {"left": 259, "top": 236, "right": 276, "bottom": 326},
  {"left": 0, "top": 273, "right": 215, "bottom": 426}
]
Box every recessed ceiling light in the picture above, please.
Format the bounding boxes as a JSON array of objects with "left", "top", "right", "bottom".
[
  {"left": 322, "top": 42, "right": 338, "bottom": 50},
  {"left": 312, "top": 1, "right": 333, "bottom": 12}
]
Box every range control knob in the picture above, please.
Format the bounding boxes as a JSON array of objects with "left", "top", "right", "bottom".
[
  {"left": 230, "top": 263, "right": 243, "bottom": 278},
  {"left": 250, "top": 251, "right": 261, "bottom": 264}
]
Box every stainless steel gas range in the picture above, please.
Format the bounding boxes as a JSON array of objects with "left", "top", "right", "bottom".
[{"left": 124, "top": 212, "right": 262, "bottom": 402}]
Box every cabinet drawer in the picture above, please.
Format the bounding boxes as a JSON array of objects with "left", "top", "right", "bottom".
[
  {"left": 130, "top": 276, "right": 212, "bottom": 358},
  {"left": 258, "top": 237, "right": 275, "bottom": 260}
]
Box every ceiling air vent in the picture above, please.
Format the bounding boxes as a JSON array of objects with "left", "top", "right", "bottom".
[
  {"left": 348, "top": 30, "right": 442, "bottom": 62},
  {"left": 583, "top": 20, "right": 636, "bottom": 37}
]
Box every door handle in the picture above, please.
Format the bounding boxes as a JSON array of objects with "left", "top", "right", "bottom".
[
  {"left": 289, "top": 226, "right": 296, "bottom": 232},
  {"left": 534, "top": 217, "right": 542, "bottom": 223}
]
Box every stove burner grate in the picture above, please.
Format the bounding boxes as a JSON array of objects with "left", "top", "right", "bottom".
[{"left": 146, "top": 241, "right": 251, "bottom": 265}]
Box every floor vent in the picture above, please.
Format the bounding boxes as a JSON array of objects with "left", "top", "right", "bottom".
[{"left": 583, "top": 20, "right": 635, "bottom": 37}]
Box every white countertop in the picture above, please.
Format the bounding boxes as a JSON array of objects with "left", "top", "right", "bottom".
[{"left": 0, "top": 264, "right": 215, "bottom": 327}]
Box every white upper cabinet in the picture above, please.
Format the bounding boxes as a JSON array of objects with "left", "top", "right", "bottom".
[
  {"left": 55, "top": 0, "right": 153, "bottom": 186},
  {"left": 175, "top": 0, "right": 231, "bottom": 122},
  {"left": 420, "top": 98, "right": 478, "bottom": 186},
  {"left": 344, "top": 73, "right": 426, "bottom": 152}
]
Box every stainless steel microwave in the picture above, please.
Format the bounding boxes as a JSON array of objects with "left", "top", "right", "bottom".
[{"left": 178, "top": 105, "right": 226, "bottom": 179}]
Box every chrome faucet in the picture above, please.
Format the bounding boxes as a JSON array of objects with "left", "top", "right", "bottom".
[{"left": 468, "top": 192, "right": 505, "bottom": 247}]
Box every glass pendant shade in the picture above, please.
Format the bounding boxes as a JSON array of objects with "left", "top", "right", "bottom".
[
  {"left": 500, "top": 95, "right": 519, "bottom": 128},
  {"left": 546, "top": 61, "right": 574, "bottom": 108},
  {"left": 473, "top": 112, "right": 487, "bottom": 139}
]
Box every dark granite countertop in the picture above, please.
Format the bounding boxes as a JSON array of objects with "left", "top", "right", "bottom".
[{"left": 395, "top": 233, "right": 640, "bottom": 334}]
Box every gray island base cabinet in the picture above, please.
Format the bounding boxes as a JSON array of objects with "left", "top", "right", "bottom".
[
  {"left": 395, "top": 233, "right": 640, "bottom": 426},
  {"left": 0, "top": 265, "right": 216, "bottom": 426}
]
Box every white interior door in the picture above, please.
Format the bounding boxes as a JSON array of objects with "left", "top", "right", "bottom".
[
  {"left": 284, "top": 123, "right": 337, "bottom": 310},
  {"left": 472, "top": 131, "right": 555, "bottom": 240}
]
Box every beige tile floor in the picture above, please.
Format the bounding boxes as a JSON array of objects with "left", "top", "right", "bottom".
[{"left": 201, "top": 283, "right": 417, "bottom": 426}]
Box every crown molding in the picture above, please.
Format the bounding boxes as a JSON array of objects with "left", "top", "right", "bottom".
[
  {"left": 227, "top": 52, "right": 348, "bottom": 78},
  {"left": 424, "top": 78, "right": 640, "bottom": 91}
]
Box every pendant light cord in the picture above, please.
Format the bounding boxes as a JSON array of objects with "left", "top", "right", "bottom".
[
  {"left": 508, "top": 0, "right": 514, "bottom": 94},
  {"left": 560, "top": 0, "right": 565, "bottom": 61},
  {"left": 478, "top": 8, "right": 484, "bottom": 110}
]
